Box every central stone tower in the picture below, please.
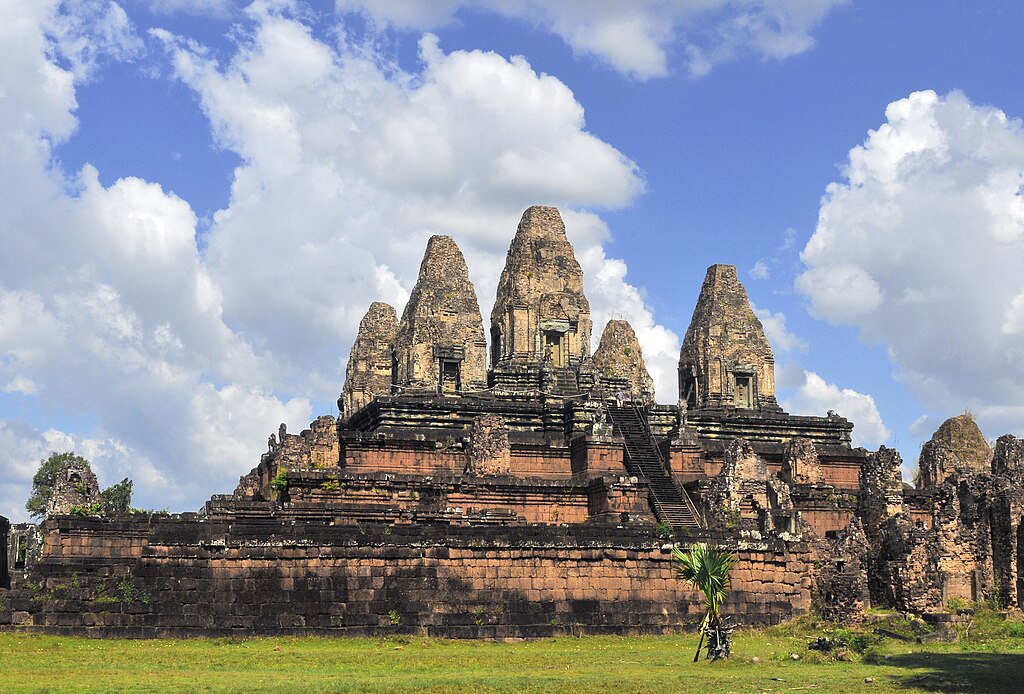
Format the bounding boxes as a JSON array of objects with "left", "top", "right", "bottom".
[{"left": 489, "top": 206, "right": 593, "bottom": 395}]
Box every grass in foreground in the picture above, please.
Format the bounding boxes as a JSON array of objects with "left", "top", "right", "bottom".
[{"left": 3, "top": 612, "right": 1024, "bottom": 693}]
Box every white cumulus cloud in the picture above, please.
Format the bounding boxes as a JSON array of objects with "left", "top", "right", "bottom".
[
  {"left": 779, "top": 367, "right": 890, "bottom": 449},
  {"left": 0, "top": 0, "right": 311, "bottom": 520},
  {"left": 797, "top": 90, "right": 1024, "bottom": 438},
  {"left": 752, "top": 304, "right": 807, "bottom": 354},
  {"left": 337, "top": 0, "right": 846, "bottom": 79}
]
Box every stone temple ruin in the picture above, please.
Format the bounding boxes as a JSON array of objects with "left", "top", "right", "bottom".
[{"left": 2, "top": 205, "right": 1023, "bottom": 636}]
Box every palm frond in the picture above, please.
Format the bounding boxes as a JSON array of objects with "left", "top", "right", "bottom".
[{"left": 673, "top": 543, "right": 738, "bottom": 619}]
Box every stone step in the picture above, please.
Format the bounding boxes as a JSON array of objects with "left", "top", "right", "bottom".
[{"left": 608, "top": 405, "right": 702, "bottom": 530}]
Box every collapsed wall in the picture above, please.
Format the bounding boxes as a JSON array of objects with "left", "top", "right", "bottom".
[{"left": 815, "top": 417, "right": 1024, "bottom": 616}]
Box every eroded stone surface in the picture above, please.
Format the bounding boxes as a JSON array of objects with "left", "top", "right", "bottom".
[
  {"left": 243, "top": 418, "right": 341, "bottom": 498},
  {"left": 858, "top": 446, "right": 906, "bottom": 538},
  {"left": 917, "top": 414, "right": 992, "bottom": 488},
  {"left": 592, "top": 319, "right": 655, "bottom": 402},
  {"left": 704, "top": 438, "right": 797, "bottom": 540},
  {"left": 781, "top": 438, "right": 824, "bottom": 485},
  {"left": 47, "top": 464, "right": 100, "bottom": 516},
  {"left": 992, "top": 434, "right": 1024, "bottom": 479},
  {"left": 393, "top": 235, "right": 487, "bottom": 395},
  {"left": 341, "top": 302, "right": 397, "bottom": 418},
  {"left": 466, "top": 414, "right": 511, "bottom": 476},
  {"left": 490, "top": 206, "right": 592, "bottom": 394},
  {"left": 678, "top": 265, "right": 779, "bottom": 412},
  {"left": 813, "top": 517, "right": 869, "bottom": 624}
]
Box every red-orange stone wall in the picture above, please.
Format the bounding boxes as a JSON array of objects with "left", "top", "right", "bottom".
[{"left": 1, "top": 519, "right": 812, "bottom": 637}]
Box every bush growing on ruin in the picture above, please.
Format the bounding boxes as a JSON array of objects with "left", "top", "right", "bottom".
[
  {"left": 26, "top": 452, "right": 93, "bottom": 518},
  {"left": 100, "top": 478, "right": 133, "bottom": 515},
  {"left": 26, "top": 452, "right": 134, "bottom": 519},
  {"left": 673, "top": 543, "right": 738, "bottom": 662}
]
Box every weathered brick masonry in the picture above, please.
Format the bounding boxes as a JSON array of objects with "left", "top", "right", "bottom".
[{"left": 1, "top": 518, "right": 808, "bottom": 637}]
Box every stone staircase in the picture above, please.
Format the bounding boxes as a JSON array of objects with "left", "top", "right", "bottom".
[
  {"left": 607, "top": 404, "right": 702, "bottom": 531},
  {"left": 545, "top": 367, "right": 579, "bottom": 396}
]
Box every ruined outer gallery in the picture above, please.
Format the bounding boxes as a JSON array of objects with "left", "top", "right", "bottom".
[{"left": 2, "top": 205, "right": 1023, "bottom": 637}]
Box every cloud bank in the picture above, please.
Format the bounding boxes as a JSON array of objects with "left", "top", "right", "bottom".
[
  {"left": 798, "top": 90, "right": 1024, "bottom": 439},
  {"left": 338, "top": 0, "right": 846, "bottom": 79}
]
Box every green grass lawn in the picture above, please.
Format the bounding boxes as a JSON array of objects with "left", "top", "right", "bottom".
[{"left": 3, "top": 614, "right": 1024, "bottom": 693}]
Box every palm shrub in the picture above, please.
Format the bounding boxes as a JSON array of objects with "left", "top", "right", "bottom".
[{"left": 673, "top": 542, "right": 738, "bottom": 661}]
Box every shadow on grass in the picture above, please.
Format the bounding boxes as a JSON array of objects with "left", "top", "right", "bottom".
[{"left": 869, "top": 652, "right": 1024, "bottom": 693}]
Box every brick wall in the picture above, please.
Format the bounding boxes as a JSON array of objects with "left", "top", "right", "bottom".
[{"left": 0, "top": 518, "right": 812, "bottom": 637}]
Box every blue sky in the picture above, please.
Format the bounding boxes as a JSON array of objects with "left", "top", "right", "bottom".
[{"left": 2, "top": 0, "right": 1023, "bottom": 519}]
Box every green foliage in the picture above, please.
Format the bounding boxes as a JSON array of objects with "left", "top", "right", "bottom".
[
  {"left": 947, "top": 597, "right": 971, "bottom": 614},
  {"left": 472, "top": 606, "right": 488, "bottom": 626},
  {"left": 319, "top": 480, "right": 341, "bottom": 492},
  {"left": 128, "top": 508, "right": 169, "bottom": 516},
  {"left": 988, "top": 583, "right": 1001, "bottom": 610},
  {"left": 387, "top": 610, "right": 401, "bottom": 626},
  {"left": 117, "top": 579, "right": 149, "bottom": 604},
  {"left": 25, "top": 451, "right": 92, "bottom": 518},
  {"left": 50, "top": 573, "right": 81, "bottom": 593},
  {"left": 655, "top": 521, "right": 673, "bottom": 541},
  {"left": 69, "top": 503, "right": 103, "bottom": 517},
  {"left": 673, "top": 543, "right": 738, "bottom": 661},
  {"left": 100, "top": 478, "right": 133, "bottom": 516},
  {"left": 271, "top": 469, "right": 289, "bottom": 494}
]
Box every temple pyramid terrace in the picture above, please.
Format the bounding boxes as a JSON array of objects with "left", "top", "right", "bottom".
[{"left": 4, "top": 205, "right": 1024, "bottom": 638}]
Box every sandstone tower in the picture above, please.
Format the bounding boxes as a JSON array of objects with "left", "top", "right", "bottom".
[
  {"left": 916, "top": 413, "right": 992, "bottom": 488},
  {"left": 340, "top": 302, "right": 397, "bottom": 418},
  {"left": 391, "top": 235, "right": 488, "bottom": 395},
  {"left": 678, "top": 264, "right": 780, "bottom": 411},
  {"left": 592, "top": 319, "right": 655, "bottom": 402},
  {"left": 489, "top": 206, "right": 593, "bottom": 395}
]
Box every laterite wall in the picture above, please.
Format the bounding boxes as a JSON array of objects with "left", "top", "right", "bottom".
[{"left": 0, "top": 517, "right": 812, "bottom": 637}]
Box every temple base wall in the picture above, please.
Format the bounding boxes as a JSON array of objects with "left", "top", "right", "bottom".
[{"left": 0, "top": 518, "right": 812, "bottom": 638}]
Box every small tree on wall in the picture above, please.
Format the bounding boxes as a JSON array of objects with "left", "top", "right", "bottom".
[
  {"left": 25, "top": 452, "right": 134, "bottom": 518},
  {"left": 26, "top": 452, "right": 93, "bottom": 518},
  {"left": 673, "top": 543, "right": 738, "bottom": 662}
]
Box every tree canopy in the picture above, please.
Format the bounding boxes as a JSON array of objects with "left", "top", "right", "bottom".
[
  {"left": 25, "top": 451, "right": 92, "bottom": 519},
  {"left": 25, "top": 452, "right": 133, "bottom": 519}
]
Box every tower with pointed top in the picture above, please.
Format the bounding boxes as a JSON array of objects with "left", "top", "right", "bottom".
[
  {"left": 391, "top": 235, "right": 488, "bottom": 395},
  {"left": 678, "top": 264, "right": 780, "bottom": 412},
  {"left": 340, "top": 301, "right": 398, "bottom": 419},
  {"left": 489, "top": 206, "right": 593, "bottom": 395}
]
